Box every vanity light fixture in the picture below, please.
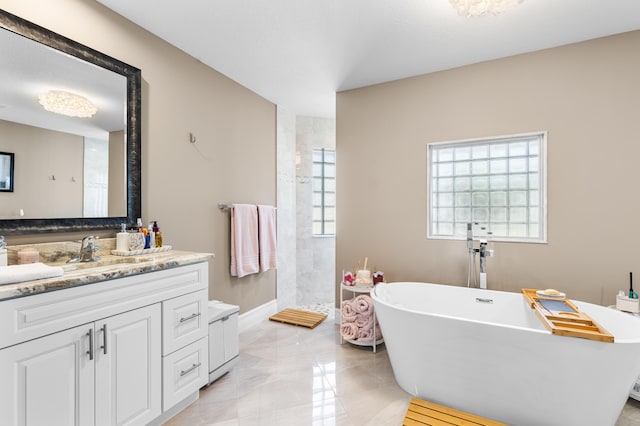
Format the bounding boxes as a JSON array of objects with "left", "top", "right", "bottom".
[
  {"left": 38, "top": 90, "right": 97, "bottom": 118},
  {"left": 449, "top": 0, "right": 524, "bottom": 16}
]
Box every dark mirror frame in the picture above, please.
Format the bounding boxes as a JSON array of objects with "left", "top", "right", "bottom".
[
  {"left": 0, "top": 151, "right": 14, "bottom": 192},
  {"left": 0, "top": 9, "right": 141, "bottom": 234}
]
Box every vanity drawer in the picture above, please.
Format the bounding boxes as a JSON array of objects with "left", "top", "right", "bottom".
[
  {"left": 162, "top": 337, "right": 208, "bottom": 411},
  {"left": 162, "top": 290, "right": 208, "bottom": 355}
]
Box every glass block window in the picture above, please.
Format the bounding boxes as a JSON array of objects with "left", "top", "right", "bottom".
[
  {"left": 428, "top": 132, "right": 546, "bottom": 242},
  {"left": 312, "top": 149, "right": 336, "bottom": 236}
]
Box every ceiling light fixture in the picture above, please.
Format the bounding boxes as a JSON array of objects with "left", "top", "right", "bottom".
[
  {"left": 449, "top": 0, "right": 524, "bottom": 16},
  {"left": 38, "top": 90, "right": 97, "bottom": 118}
]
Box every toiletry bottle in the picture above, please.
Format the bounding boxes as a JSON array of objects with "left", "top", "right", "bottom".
[
  {"left": 148, "top": 223, "right": 155, "bottom": 249},
  {"left": 154, "top": 222, "right": 162, "bottom": 248},
  {"left": 0, "top": 236, "right": 7, "bottom": 267},
  {"left": 142, "top": 225, "right": 150, "bottom": 249},
  {"left": 116, "top": 223, "right": 130, "bottom": 252}
]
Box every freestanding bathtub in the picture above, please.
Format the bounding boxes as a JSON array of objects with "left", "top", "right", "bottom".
[{"left": 371, "top": 282, "right": 640, "bottom": 426}]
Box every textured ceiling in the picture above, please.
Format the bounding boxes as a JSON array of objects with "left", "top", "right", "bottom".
[{"left": 97, "top": 0, "right": 640, "bottom": 118}]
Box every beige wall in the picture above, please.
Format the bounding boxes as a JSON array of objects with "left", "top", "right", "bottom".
[
  {"left": 336, "top": 31, "right": 640, "bottom": 307},
  {"left": 2, "top": 0, "right": 277, "bottom": 313},
  {"left": 0, "top": 119, "right": 84, "bottom": 218}
]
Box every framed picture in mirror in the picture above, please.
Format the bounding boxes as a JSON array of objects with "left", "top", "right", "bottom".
[{"left": 0, "top": 152, "right": 14, "bottom": 192}]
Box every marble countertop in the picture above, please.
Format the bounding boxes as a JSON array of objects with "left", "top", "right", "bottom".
[{"left": 0, "top": 250, "right": 213, "bottom": 302}]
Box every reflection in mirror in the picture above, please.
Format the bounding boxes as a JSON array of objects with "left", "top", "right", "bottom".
[
  {"left": 0, "top": 9, "right": 141, "bottom": 234},
  {"left": 0, "top": 151, "right": 14, "bottom": 192}
]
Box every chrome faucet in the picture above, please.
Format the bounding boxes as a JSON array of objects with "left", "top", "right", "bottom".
[
  {"left": 479, "top": 240, "right": 489, "bottom": 274},
  {"left": 478, "top": 240, "right": 494, "bottom": 289},
  {"left": 68, "top": 236, "right": 100, "bottom": 263},
  {"left": 466, "top": 223, "right": 494, "bottom": 289}
]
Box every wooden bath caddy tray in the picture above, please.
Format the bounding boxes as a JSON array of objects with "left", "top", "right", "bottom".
[{"left": 522, "top": 289, "right": 613, "bottom": 343}]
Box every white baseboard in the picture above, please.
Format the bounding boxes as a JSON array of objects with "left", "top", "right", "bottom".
[{"left": 238, "top": 299, "right": 278, "bottom": 333}]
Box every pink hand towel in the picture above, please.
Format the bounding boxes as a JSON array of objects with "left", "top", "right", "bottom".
[
  {"left": 355, "top": 313, "right": 374, "bottom": 331},
  {"left": 353, "top": 294, "right": 373, "bottom": 316},
  {"left": 230, "top": 204, "right": 260, "bottom": 277},
  {"left": 356, "top": 326, "right": 382, "bottom": 342},
  {"left": 257, "top": 205, "right": 277, "bottom": 272},
  {"left": 341, "top": 300, "right": 357, "bottom": 322},
  {"left": 340, "top": 322, "right": 359, "bottom": 340}
]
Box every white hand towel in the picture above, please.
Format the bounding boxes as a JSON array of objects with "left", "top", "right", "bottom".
[
  {"left": 230, "top": 204, "right": 260, "bottom": 277},
  {"left": 257, "top": 204, "right": 277, "bottom": 272},
  {"left": 0, "top": 262, "right": 64, "bottom": 286}
]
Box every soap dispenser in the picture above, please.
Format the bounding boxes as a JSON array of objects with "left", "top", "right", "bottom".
[
  {"left": 116, "top": 223, "right": 129, "bottom": 252},
  {"left": 0, "top": 236, "right": 7, "bottom": 267}
]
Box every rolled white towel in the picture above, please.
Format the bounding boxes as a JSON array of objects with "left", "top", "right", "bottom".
[
  {"left": 0, "top": 262, "right": 64, "bottom": 286},
  {"left": 353, "top": 294, "right": 373, "bottom": 316},
  {"left": 340, "top": 322, "right": 359, "bottom": 340},
  {"left": 341, "top": 300, "right": 357, "bottom": 322}
]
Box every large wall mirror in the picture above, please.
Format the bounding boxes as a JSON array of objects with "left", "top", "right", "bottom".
[{"left": 0, "top": 9, "right": 141, "bottom": 234}]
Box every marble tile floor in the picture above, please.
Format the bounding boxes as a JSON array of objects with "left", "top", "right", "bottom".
[{"left": 165, "top": 313, "right": 640, "bottom": 426}]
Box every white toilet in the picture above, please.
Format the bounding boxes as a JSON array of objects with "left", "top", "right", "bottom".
[{"left": 206, "top": 300, "right": 240, "bottom": 385}]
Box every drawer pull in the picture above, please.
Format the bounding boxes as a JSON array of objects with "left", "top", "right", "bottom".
[
  {"left": 179, "top": 312, "right": 201, "bottom": 323},
  {"left": 180, "top": 362, "right": 202, "bottom": 377}
]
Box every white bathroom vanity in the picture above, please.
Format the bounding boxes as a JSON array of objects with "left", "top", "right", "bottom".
[{"left": 0, "top": 250, "right": 211, "bottom": 425}]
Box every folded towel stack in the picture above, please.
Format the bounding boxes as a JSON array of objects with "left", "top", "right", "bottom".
[
  {"left": 0, "top": 262, "right": 64, "bottom": 286},
  {"left": 339, "top": 294, "right": 382, "bottom": 342}
]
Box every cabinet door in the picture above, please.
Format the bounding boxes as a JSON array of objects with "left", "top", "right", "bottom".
[
  {"left": 209, "top": 314, "right": 239, "bottom": 373},
  {"left": 223, "top": 314, "right": 239, "bottom": 361},
  {"left": 208, "top": 319, "right": 225, "bottom": 372},
  {"left": 95, "top": 304, "right": 161, "bottom": 426},
  {"left": 0, "top": 324, "right": 94, "bottom": 426}
]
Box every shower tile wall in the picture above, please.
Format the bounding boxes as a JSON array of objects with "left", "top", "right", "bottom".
[
  {"left": 276, "top": 107, "right": 297, "bottom": 310},
  {"left": 296, "top": 116, "right": 335, "bottom": 305}
]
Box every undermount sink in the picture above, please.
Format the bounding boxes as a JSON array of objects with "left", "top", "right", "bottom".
[{"left": 61, "top": 256, "right": 153, "bottom": 271}]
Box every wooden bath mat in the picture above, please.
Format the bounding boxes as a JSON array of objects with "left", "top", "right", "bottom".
[
  {"left": 269, "top": 308, "right": 327, "bottom": 329},
  {"left": 403, "top": 397, "right": 507, "bottom": 426}
]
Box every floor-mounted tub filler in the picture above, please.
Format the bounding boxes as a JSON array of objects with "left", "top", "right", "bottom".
[{"left": 371, "top": 282, "right": 640, "bottom": 426}]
